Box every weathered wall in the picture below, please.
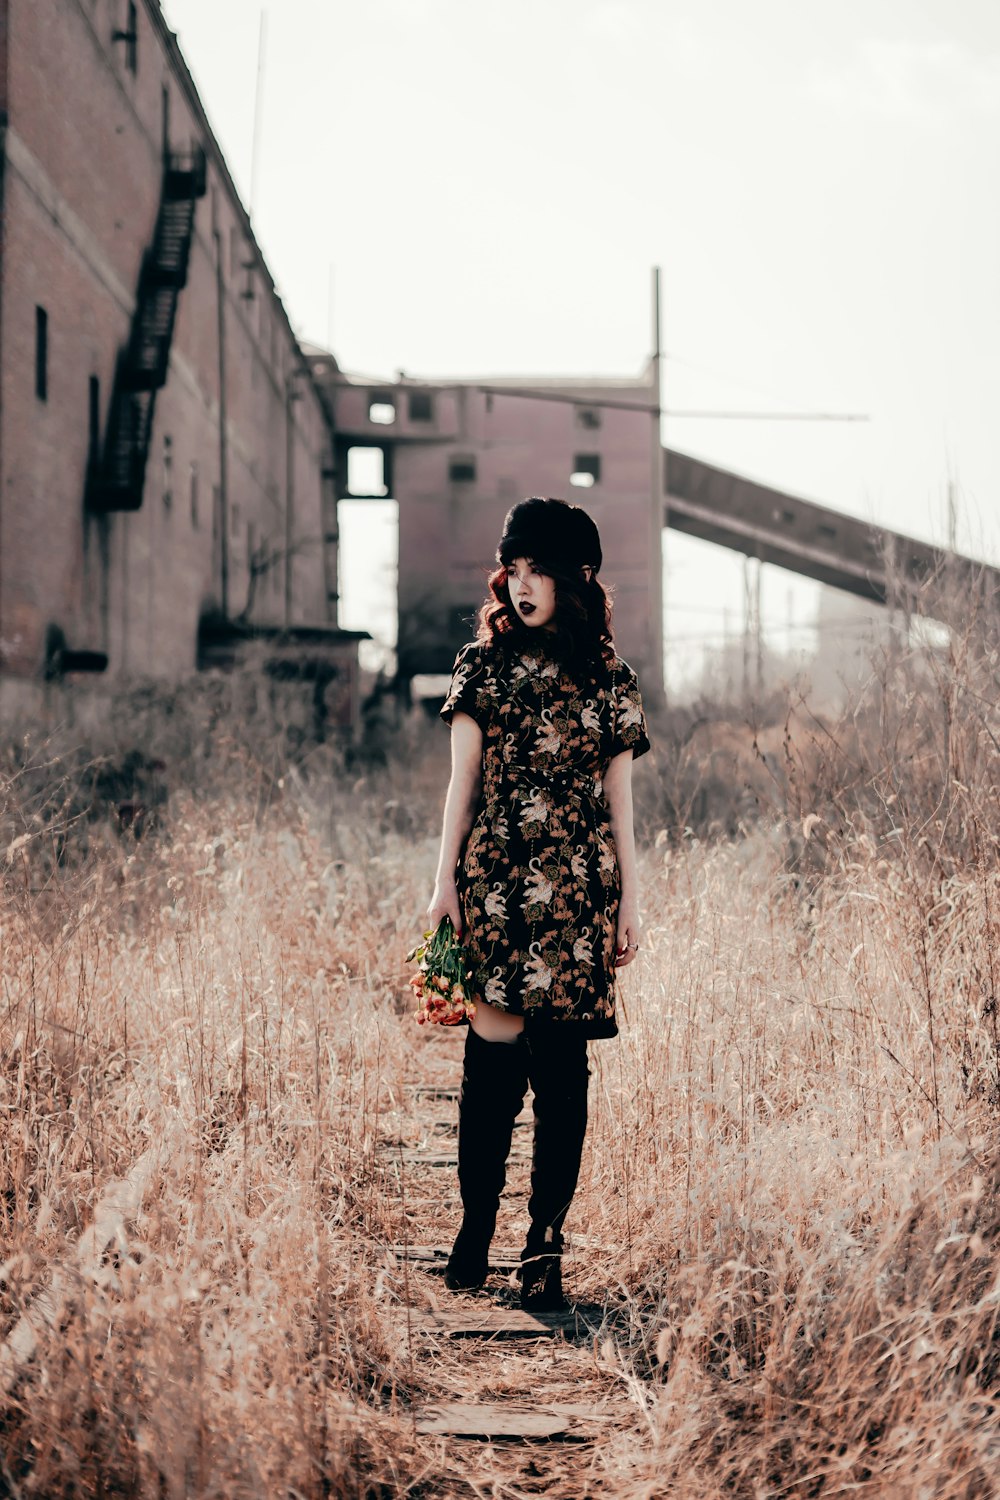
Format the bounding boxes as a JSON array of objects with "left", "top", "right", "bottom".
[{"left": 0, "top": 0, "right": 333, "bottom": 683}]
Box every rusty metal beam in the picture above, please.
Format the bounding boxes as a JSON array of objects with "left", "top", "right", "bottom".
[{"left": 664, "top": 449, "right": 1000, "bottom": 604}]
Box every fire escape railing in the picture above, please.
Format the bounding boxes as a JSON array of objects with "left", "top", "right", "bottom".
[{"left": 86, "top": 148, "right": 207, "bottom": 513}]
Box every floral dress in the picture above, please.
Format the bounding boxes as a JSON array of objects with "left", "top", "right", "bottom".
[{"left": 440, "top": 637, "right": 650, "bottom": 1039}]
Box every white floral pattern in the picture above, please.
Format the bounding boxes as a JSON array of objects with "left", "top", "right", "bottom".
[{"left": 519, "top": 788, "right": 549, "bottom": 831}]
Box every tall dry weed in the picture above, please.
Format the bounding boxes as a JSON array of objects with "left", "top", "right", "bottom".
[{"left": 2, "top": 576, "right": 1000, "bottom": 1495}]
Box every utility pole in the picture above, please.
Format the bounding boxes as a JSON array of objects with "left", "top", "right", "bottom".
[
  {"left": 722, "top": 606, "right": 733, "bottom": 700},
  {"left": 743, "top": 556, "right": 762, "bottom": 703},
  {"left": 249, "top": 10, "right": 267, "bottom": 219},
  {"left": 650, "top": 266, "right": 666, "bottom": 706}
]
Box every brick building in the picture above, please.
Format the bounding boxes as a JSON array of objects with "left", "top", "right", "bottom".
[
  {"left": 316, "top": 361, "right": 666, "bottom": 697},
  {"left": 0, "top": 0, "right": 349, "bottom": 714}
]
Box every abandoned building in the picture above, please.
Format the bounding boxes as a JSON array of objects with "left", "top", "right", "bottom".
[
  {"left": 0, "top": 0, "right": 359, "bottom": 724},
  {"left": 3, "top": 1, "right": 997, "bottom": 731},
  {"left": 313, "top": 359, "right": 666, "bottom": 694},
  {"left": 315, "top": 356, "right": 999, "bottom": 703}
]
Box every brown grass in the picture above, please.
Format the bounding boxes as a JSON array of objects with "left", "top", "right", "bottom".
[{"left": 3, "top": 578, "right": 1000, "bottom": 1496}]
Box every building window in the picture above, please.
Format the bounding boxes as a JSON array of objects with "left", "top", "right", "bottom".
[
  {"left": 449, "top": 457, "right": 476, "bottom": 484},
  {"left": 162, "top": 434, "right": 173, "bottom": 511},
  {"left": 114, "top": 2, "right": 138, "bottom": 73},
  {"left": 408, "top": 391, "right": 433, "bottom": 422},
  {"left": 88, "top": 375, "right": 100, "bottom": 464},
  {"left": 570, "top": 454, "right": 600, "bottom": 488},
  {"left": 575, "top": 406, "right": 601, "bottom": 430},
  {"left": 35, "top": 307, "right": 48, "bottom": 402},
  {"left": 369, "top": 398, "right": 396, "bottom": 425},
  {"left": 347, "top": 447, "right": 388, "bottom": 496},
  {"left": 190, "top": 462, "right": 200, "bottom": 528}
]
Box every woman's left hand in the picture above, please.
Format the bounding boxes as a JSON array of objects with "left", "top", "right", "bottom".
[{"left": 615, "top": 902, "right": 641, "bottom": 967}]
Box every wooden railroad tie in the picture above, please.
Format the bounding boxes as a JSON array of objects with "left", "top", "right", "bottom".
[
  {"left": 413, "top": 1398, "right": 629, "bottom": 1440},
  {"left": 401, "top": 1305, "right": 581, "bottom": 1341},
  {"left": 387, "top": 1243, "right": 523, "bottom": 1271}
]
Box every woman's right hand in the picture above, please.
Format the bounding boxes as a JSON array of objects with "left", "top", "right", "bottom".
[{"left": 427, "top": 880, "right": 462, "bottom": 937}]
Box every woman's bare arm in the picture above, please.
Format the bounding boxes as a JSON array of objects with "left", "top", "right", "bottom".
[
  {"left": 427, "top": 711, "right": 483, "bottom": 935},
  {"left": 604, "top": 749, "right": 640, "bottom": 966}
]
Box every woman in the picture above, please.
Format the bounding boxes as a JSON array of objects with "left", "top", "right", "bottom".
[{"left": 428, "top": 496, "right": 650, "bottom": 1311}]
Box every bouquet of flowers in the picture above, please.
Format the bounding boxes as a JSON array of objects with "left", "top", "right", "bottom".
[{"left": 406, "top": 916, "right": 476, "bottom": 1026}]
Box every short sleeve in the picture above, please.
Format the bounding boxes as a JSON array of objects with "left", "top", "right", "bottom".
[
  {"left": 440, "top": 642, "right": 494, "bottom": 730},
  {"left": 609, "top": 660, "right": 651, "bottom": 760}
]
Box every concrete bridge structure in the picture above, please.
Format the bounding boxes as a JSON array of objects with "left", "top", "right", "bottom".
[{"left": 312, "top": 355, "right": 999, "bottom": 694}]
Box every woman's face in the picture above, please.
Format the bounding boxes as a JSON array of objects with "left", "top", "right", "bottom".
[{"left": 506, "top": 557, "right": 557, "bottom": 631}]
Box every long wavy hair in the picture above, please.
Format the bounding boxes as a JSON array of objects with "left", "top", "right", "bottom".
[{"left": 476, "top": 556, "right": 615, "bottom": 675}]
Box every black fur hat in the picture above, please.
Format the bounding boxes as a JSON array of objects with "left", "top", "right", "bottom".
[{"left": 496, "top": 496, "right": 603, "bottom": 574}]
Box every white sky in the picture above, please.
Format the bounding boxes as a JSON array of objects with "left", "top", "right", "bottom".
[{"left": 161, "top": 0, "right": 1000, "bottom": 690}]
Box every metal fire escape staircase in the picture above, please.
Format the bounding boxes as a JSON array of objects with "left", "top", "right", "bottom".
[{"left": 87, "top": 149, "right": 207, "bottom": 513}]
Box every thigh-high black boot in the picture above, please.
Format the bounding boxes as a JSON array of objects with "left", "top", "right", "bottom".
[
  {"left": 520, "top": 1027, "right": 590, "bottom": 1311},
  {"left": 445, "top": 1028, "right": 529, "bottom": 1292}
]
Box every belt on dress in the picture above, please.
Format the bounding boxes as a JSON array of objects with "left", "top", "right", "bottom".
[{"left": 490, "top": 764, "right": 604, "bottom": 806}]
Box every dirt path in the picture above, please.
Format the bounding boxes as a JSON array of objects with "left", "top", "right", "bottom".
[{"left": 375, "top": 1059, "right": 645, "bottom": 1498}]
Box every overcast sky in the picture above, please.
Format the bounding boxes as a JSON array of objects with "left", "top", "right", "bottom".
[{"left": 161, "top": 0, "right": 1000, "bottom": 689}]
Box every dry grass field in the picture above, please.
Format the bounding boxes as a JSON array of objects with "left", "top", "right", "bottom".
[{"left": 3, "top": 599, "right": 1000, "bottom": 1497}]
